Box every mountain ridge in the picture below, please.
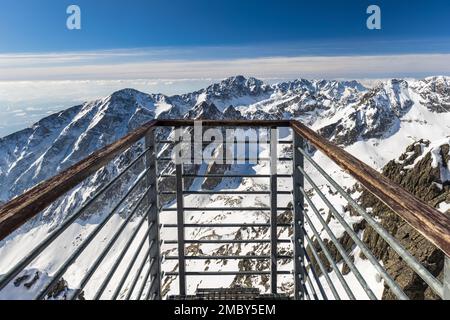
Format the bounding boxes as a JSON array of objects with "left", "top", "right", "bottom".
[
  {"left": 0, "top": 75, "right": 449, "bottom": 299},
  {"left": 1, "top": 75, "right": 450, "bottom": 203}
]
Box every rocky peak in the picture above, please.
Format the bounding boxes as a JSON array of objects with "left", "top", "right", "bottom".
[
  {"left": 359, "top": 138, "right": 450, "bottom": 299},
  {"left": 184, "top": 101, "right": 223, "bottom": 120},
  {"left": 223, "top": 105, "right": 244, "bottom": 120},
  {"left": 411, "top": 76, "right": 450, "bottom": 113}
]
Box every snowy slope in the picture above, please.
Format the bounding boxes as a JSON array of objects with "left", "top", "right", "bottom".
[{"left": 0, "top": 75, "right": 449, "bottom": 300}]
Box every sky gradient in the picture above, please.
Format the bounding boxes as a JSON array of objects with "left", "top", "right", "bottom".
[
  {"left": 0, "top": 1, "right": 450, "bottom": 136},
  {"left": 0, "top": 0, "right": 450, "bottom": 81},
  {"left": 1, "top": 0, "right": 450, "bottom": 53}
]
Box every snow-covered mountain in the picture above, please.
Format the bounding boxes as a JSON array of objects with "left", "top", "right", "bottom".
[{"left": 0, "top": 75, "right": 449, "bottom": 300}]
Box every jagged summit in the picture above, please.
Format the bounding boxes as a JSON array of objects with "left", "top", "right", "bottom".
[
  {"left": 1, "top": 75, "right": 450, "bottom": 204},
  {"left": 1, "top": 75, "right": 450, "bottom": 300}
]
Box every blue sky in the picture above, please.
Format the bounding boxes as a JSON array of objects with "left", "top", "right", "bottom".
[
  {"left": 1, "top": 0, "right": 450, "bottom": 54},
  {"left": 0, "top": 0, "right": 450, "bottom": 81},
  {"left": 0, "top": 0, "right": 450, "bottom": 136}
]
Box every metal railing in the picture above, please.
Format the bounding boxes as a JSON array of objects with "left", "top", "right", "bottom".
[{"left": 0, "top": 119, "right": 449, "bottom": 300}]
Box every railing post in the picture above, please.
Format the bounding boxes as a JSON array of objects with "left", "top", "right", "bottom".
[
  {"left": 175, "top": 129, "right": 187, "bottom": 296},
  {"left": 145, "top": 128, "right": 161, "bottom": 300},
  {"left": 270, "top": 126, "right": 278, "bottom": 294},
  {"left": 444, "top": 255, "right": 450, "bottom": 300},
  {"left": 293, "top": 131, "right": 305, "bottom": 300}
]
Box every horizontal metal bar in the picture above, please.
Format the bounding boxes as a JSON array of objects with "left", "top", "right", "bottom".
[
  {"left": 291, "top": 120, "right": 450, "bottom": 259},
  {"left": 157, "top": 140, "right": 278, "bottom": 144},
  {"left": 35, "top": 169, "right": 152, "bottom": 300},
  {"left": 157, "top": 157, "right": 292, "bottom": 162},
  {"left": 157, "top": 157, "right": 270, "bottom": 161},
  {"left": 164, "top": 271, "right": 292, "bottom": 276},
  {"left": 0, "top": 120, "right": 157, "bottom": 243},
  {"left": 164, "top": 255, "right": 293, "bottom": 260},
  {"left": 71, "top": 186, "right": 153, "bottom": 299},
  {"left": 125, "top": 249, "right": 152, "bottom": 300},
  {"left": 162, "top": 223, "right": 292, "bottom": 228},
  {"left": 301, "top": 186, "right": 378, "bottom": 300},
  {"left": 136, "top": 259, "right": 155, "bottom": 300},
  {"left": 180, "top": 174, "right": 292, "bottom": 178},
  {"left": 0, "top": 148, "right": 152, "bottom": 292},
  {"left": 302, "top": 237, "right": 339, "bottom": 300},
  {"left": 302, "top": 263, "right": 319, "bottom": 300},
  {"left": 299, "top": 166, "right": 407, "bottom": 300},
  {"left": 159, "top": 190, "right": 292, "bottom": 195},
  {"left": 110, "top": 225, "right": 153, "bottom": 300},
  {"left": 303, "top": 227, "right": 355, "bottom": 300},
  {"left": 161, "top": 207, "right": 291, "bottom": 212},
  {"left": 162, "top": 239, "right": 292, "bottom": 244},
  {"left": 298, "top": 147, "right": 444, "bottom": 298},
  {"left": 303, "top": 249, "right": 327, "bottom": 300}
]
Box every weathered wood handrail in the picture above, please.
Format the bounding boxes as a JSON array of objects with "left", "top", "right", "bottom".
[
  {"left": 1, "top": 119, "right": 449, "bottom": 259},
  {"left": 0, "top": 120, "right": 157, "bottom": 241},
  {"left": 291, "top": 120, "right": 450, "bottom": 257}
]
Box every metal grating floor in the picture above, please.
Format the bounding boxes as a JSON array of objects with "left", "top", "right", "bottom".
[{"left": 168, "top": 288, "right": 291, "bottom": 300}]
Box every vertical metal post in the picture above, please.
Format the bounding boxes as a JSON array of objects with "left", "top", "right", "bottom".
[
  {"left": 270, "top": 127, "right": 278, "bottom": 294},
  {"left": 293, "top": 131, "right": 305, "bottom": 300},
  {"left": 145, "top": 128, "right": 161, "bottom": 300},
  {"left": 444, "top": 255, "right": 450, "bottom": 300},
  {"left": 175, "top": 129, "right": 186, "bottom": 296}
]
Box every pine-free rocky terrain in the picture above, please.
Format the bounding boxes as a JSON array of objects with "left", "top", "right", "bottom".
[{"left": 0, "top": 76, "right": 449, "bottom": 299}]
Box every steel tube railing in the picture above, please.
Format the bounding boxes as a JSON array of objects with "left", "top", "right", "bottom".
[
  {"left": 302, "top": 222, "right": 356, "bottom": 300},
  {"left": 302, "top": 265, "right": 319, "bottom": 300},
  {"left": 161, "top": 223, "right": 292, "bottom": 228},
  {"left": 162, "top": 239, "right": 292, "bottom": 244},
  {"left": 93, "top": 225, "right": 154, "bottom": 299},
  {"left": 2, "top": 120, "right": 449, "bottom": 301},
  {"left": 110, "top": 225, "right": 153, "bottom": 300},
  {"left": 124, "top": 249, "right": 151, "bottom": 300},
  {"left": 145, "top": 129, "right": 162, "bottom": 300},
  {"left": 161, "top": 207, "right": 292, "bottom": 212},
  {"left": 179, "top": 174, "right": 292, "bottom": 178},
  {"left": 0, "top": 147, "right": 151, "bottom": 292},
  {"left": 165, "top": 271, "right": 292, "bottom": 276},
  {"left": 136, "top": 259, "right": 155, "bottom": 300},
  {"left": 70, "top": 186, "right": 153, "bottom": 300},
  {"left": 35, "top": 168, "right": 152, "bottom": 300},
  {"left": 301, "top": 187, "right": 378, "bottom": 299},
  {"left": 292, "top": 132, "right": 305, "bottom": 299},
  {"left": 302, "top": 237, "right": 339, "bottom": 300},
  {"left": 303, "top": 250, "right": 328, "bottom": 300},
  {"left": 299, "top": 166, "right": 408, "bottom": 300},
  {"left": 298, "top": 146, "right": 444, "bottom": 298}
]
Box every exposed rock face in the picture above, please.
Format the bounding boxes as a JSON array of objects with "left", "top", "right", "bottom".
[
  {"left": 411, "top": 76, "right": 450, "bottom": 113},
  {"left": 360, "top": 139, "right": 450, "bottom": 299},
  {"left": 1, "top": 75, "right": 450, "bottom": 299}
]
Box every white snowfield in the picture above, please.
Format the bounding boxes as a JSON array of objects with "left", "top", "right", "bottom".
[{"left": 0, "top": 75, "right": 449, "bottom": 300}]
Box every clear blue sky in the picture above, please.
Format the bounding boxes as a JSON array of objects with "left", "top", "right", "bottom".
[
  {"left": 0, "top": 0, "right": 450, "bottom": 54},
  {"left": 1, "top": 0, "right": 450, "bottom": 82},
  {"left": 1, "top": 0, "right": 450, "bottom": 137}
]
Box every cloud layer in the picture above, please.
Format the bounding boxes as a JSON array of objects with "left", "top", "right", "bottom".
[{"left": 1, "top": 48, "right": 450, "bottom": 81}]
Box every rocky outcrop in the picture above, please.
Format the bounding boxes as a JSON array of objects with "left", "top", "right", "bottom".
[{"left": 360, "top": 139, "right": 450, "bottom": 299}]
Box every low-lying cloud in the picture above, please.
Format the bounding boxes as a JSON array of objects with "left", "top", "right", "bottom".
[{"left": 1, "top": 49, "right": 450, "bottom": 81}]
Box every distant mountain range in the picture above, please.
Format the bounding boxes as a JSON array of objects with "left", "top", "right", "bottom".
[
  {"left": 0, "top": 75, "right": 449, "bottom": 299},
  {"left": 1, "top": 75, "right": 449, "bottom": 203}
]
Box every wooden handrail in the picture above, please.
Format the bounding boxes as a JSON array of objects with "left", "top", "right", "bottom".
[
  {"left": 1, "top": 118, "right": 449, "bottom": 259},
  {"left": 155, "top": 119, "right": 292, "bottom": 127},
  {"left": 0, "top": 120, "right": 157, "bottom": 241},
  {"left": 291, "top": 120, "right": 450, "bottom": 257}
]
